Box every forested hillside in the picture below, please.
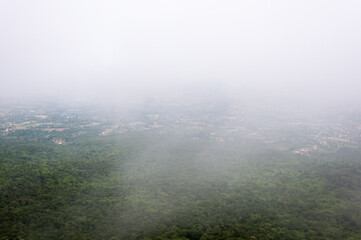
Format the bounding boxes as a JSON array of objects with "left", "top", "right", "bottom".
[
  {"left": 1, "top": 132, "right": 361, "bottom": 240},
  {"left": 2, "top": 0, "right": 361, "bottom": 239}
]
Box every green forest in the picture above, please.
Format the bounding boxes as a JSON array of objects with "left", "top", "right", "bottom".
[
  {"left": 1, "top": 132, "right": 361, "bottom": 240},
  {"left": 2, "top": 0, "right": 361, "bottom": 239}
]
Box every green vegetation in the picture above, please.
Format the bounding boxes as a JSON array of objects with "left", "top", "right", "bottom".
[{"left": 1, "top": 132, "right": 361, "bottom": 240}]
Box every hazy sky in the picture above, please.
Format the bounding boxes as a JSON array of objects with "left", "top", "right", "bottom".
[{"left": 1, "top": 1, "right": 361, "bottom": 106}]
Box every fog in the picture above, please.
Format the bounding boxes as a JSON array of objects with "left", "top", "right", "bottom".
[
  {"left": 1, "top": 0, "right": 361, "bottom": 109},
  {"left": 2, "top": 2, "right": 361, "bottom": 239}
]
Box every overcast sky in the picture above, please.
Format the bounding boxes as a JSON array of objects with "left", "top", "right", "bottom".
[{"left": 1, "top": 0, "right": 361, "bottom": 107}]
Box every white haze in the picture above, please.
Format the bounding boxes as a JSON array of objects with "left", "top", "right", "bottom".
[{"left": 1, "top": 0, "right": 361, "bottom": 109}]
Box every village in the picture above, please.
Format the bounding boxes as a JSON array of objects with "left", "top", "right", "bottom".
[{"left": 1, "top": 101, "right": 360, "bottom": 156}]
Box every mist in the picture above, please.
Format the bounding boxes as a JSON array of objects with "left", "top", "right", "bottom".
[
  {"left": 1, "top": 0, "right": 361, "bottom": 110},
  {"left": 2, "top": 1, "right": 361, "bottom": 240}
]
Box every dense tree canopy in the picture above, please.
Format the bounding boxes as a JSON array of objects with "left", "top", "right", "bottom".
[{"left": 1, "top": 133, "right": 361, "bottom": 240}]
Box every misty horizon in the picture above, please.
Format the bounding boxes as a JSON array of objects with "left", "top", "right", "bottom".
[
  {"left": 1, "top": 1, "right": 361, "bottom": 240},
  {"left": 1, "top": 0, "right": 361, "bottom": 110}
]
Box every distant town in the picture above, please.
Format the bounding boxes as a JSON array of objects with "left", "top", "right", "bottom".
[{"left": 1, "top": 99, "right": 360, "bottom": 157}]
